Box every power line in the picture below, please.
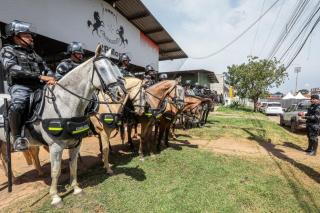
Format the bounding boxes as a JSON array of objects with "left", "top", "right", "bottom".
[
  {"left": 187, "top": 0, "right": 281, "bottom": 60},
  {"left": 279, "top": 2, "right": 320, "bottom": 61},
  {"left": 259, "top": 0, "right": 285, "bottom": 56},
  {"left": 251, "top": 0, "right": 266, "bottom": 55},
  {"left": 285, "top": 13, "right": 320, "bottom": 69},
  {"left": 268, "top": 0, "right": 310, "bottom": 59}
]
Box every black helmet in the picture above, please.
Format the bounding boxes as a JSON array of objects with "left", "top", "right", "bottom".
[
  {"left": 159, "top": 73, "right": 167, "bottom": 80},
  {"left": 311, "top": 94, "right": 319, "bottom": 100},
  {"left": 145, "top": 65, "right": 155, "bottom": 72},
  {"left": 119, "top": 54, "right": 130, "bottom": 62},
  {"left": 5, "top": 20, "right": 34, "bottom": 37},
  {"left": 185, "top": 80, "right": 192, "bottom": 85},
  {"left": 67, "top": 42, "right": 84, "bottom": 54}
]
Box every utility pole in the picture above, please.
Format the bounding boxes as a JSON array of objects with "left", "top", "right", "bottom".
[{"left": 294, "top": 67, "right": 301, "bottom": 94}]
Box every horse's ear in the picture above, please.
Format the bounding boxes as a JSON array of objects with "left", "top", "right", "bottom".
[
  {"left": 95, "top": 44, "right": 103, "bottom": 57},
  {"left": 175, "top": 76, "right": 182, "bottom": 83},
  {"left": 106, "top": 49, "right": 112, "bottom": 58}
]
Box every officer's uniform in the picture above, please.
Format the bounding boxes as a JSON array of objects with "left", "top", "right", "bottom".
[
  {"left": 120, "top": 66, "right": 134, "bottom": 77},
  {"left": 143, "top": 65, "right": 157, "bottom": 88},
  {"left": 55, "top": 58, "right": 80, "bottom": 80},
  {"left": 305, "top": 102, "right": 320, "bottom": 155},
  {"left": 0, "top": 44, "right": 51, "bottom": 149}
]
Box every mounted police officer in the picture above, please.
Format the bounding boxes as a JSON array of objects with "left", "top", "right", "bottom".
[
  {"left": 118, "top": 53, "right": 134, "bottom": 77},
  {"left": 55, "top": 41, "right": 84, "bottom": 80},
  {"left": 193, "top": 82, "right": 201, "bottom": 96},
  {"left": 0, "top": 20, "right": 55, "bottom": 151},
  {"left": 184, "top": 80, "right": 195, "bottom": 96},
  {"left": 300, "top": 95, "right": 320, "bottom": 156},
  {"left": 143, "top": 65, "right": 157, "bottom": 88},
  {"left": 159, "top": 73, "right": 167, "bottom": 81}
]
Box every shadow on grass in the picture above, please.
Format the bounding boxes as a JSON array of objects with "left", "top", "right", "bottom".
[
  {"left": 242, "top": 118, "right": 320, "bottom": 211},
  {"left": 282, "top": 141, "right": 305, "bottom": 152}
]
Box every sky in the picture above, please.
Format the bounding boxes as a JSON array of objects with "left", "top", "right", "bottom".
[{"left": 141, "top": 0, "right": 320, "bottom": 94}]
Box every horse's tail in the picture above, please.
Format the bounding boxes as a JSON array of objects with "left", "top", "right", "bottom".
[{"left": 87, "top": 20, "right": 92, "bottom": 28}]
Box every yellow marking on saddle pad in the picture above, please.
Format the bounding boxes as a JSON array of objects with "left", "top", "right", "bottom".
[
  {"left": 48, "top": 127, "right": 63, "bottom": 131},
  {"left": 145, "top": 113, "right": 152, "bottom": 117},
  {"left": 104, "top": 118, "right": 114, "bottom": 122},
  {"left": 72, "top": 127, "right": 89, "bottom": 134}
]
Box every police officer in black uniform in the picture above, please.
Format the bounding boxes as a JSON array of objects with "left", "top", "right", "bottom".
[
  {"left": 159, "top": 73, "right": 167, "bottom": 81},
  {"left": 119, "top": 54, "right": 134, "bottom": 77},
  {"left": 143, "top": 65, "right": 157, "bottom": 88},
  {"left": 0, "top": 20, "right": 55, "bottom": 151},
  {"left": 300, "top": 95, "right": 320, "bottom": 156},
  {"left": 193, "top": 82, "right": 201, "bottom": 96},
  {"left": 55, "top": 41, "right": 84, "bottom": 80},
  {"left": 184, "top": 80, "right": 195, "bottom": 96}
]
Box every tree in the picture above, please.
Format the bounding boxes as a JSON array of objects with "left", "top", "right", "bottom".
[{"left": 225, "top": 56, "right": 287, "bottom": 111}]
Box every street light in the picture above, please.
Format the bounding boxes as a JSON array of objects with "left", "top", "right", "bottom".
[{"left": 294, "top": 67, "right": 301, "bottom": 94}]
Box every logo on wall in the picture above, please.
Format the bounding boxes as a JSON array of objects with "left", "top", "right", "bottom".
[{"left": 87, "top": 6, "right": 129, "bottom": 47}]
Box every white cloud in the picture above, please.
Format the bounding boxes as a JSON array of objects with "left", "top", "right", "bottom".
[{"left": 142, "top": 0, "right": 320, "bottom": 93}]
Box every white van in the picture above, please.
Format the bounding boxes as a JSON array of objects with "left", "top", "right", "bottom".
[{"left": 264, "top": 102, "right": 283, "bottom": 115}]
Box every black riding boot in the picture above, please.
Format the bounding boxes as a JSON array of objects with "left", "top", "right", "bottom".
[{"left": 9, "top": 110, "right": 28, "bottom": 151}]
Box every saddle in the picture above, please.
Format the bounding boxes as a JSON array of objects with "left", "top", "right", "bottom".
[{"left": 26, "top": 88, "right": 95, "bottom": 141}]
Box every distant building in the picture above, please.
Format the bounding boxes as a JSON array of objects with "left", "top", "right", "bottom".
[
  {"left": 311, "top": 88, "right": 320, "bottom": 96},
  {"left": 160, "top": 69, "right": 218, "bottom": 86}
]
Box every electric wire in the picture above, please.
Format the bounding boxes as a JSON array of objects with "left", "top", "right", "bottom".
[{"left": 187, "top": 0, "right": 281, "bottom": 60}]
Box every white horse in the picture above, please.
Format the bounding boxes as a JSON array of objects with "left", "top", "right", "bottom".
[{"left": 0, "top": 45, "right": 124, "bottom": 207}]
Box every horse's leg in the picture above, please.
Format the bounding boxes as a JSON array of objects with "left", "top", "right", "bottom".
[
  {"left": 165, "top": 125, "right": 170, "bottom": 147},
  {"left": 49, "top": 143, "right": 64, "bottom": 207},
  {"left": 68, "top": 143, "right": 84, "bottom": 197},
  {"left": 157, "top": 121, "right": 165, "bottom": 151},
  {"left": 0, "top": 140, "right": 8, "bottom": 177},
  {"left": 139, "top": 121, "right": 146, "bottom": 161},
  {"left": 133, "top": 121, "right": 138, "bottom": 139},
  {"left": 127, "top": 123, "right": 135, "bottom": 152},
  {"left": 119, "top": 122, "right": 125, "bottom": 145},
  {"left": 100, "top": 130, "right": 113, "bottom": 175},
  {"left": 29, "top": 146, "right": 44, "bottom": 176}
]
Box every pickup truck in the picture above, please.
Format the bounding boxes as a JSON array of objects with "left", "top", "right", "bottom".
[{"left": 280, "top": 100, "right": 310, "bottom": 132}]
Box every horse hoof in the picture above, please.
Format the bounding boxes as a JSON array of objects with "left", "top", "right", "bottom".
[
  {"left": 150, "top": 153, "right": 156, "bottom": 158},
  {"left": 106, "top": 169, "right": 114, "bottom": 175},
  {"left": 74, "top": 190, "right": 85, "bottom": 197},
  {"left": 139, "top": 157, "right": 145, "bottom": 162},
  {"left": 51, "top": 197, "right": 63, "bottom": 208}
]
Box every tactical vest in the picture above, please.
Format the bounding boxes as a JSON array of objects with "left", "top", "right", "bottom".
[
  {"left": 62, "top": 59, "right": 79, "bottom": 73},
  {"left": 12, "top": 47, "right": 43, "bottom": 75}
]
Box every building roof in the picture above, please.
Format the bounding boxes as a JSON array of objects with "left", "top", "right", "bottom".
[
  {"left": 105, "top": 0, "right": 188, "bottom": 61},
  {"left": 161, "top": 69, "right": 219, "bottom": 83}
]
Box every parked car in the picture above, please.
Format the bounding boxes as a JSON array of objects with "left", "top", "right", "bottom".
[
  {"left": 258, "top": 102, "right": 268, "bottom": 112},
  {"left": 264, "top": 102, "right": 283, "bottom": 115},
  {"left": 280, "top": 100, "right": 310, "bottom": 132}
]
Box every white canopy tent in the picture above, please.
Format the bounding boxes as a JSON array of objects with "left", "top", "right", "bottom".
[
  {"left": 294, "top": 92, "right": 307, "bottom": 99},
  {"left": 282, "top": 92, "right": 295, "bottom": 99}
]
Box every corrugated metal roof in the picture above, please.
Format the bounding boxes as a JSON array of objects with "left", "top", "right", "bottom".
[{"left": 104, "top": 0, "right": 188, "bottom": 61}]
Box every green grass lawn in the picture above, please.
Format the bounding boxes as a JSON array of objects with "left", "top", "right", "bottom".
[{"left": 5, "top": 107, "right": 320, "bottom": 213}]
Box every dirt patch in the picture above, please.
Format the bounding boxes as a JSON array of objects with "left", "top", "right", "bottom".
[{"left": 0, "top": 135, "right": 127, "bottom": 209}]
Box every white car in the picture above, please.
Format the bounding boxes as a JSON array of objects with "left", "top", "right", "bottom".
[{"left": 264, "top": 102, "right": 283, "bottom": 115}]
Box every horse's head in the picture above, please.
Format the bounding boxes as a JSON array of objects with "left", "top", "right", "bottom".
[
  {"left": 168, "top": 84, "right": 185, "bottom": 112},
  {"left": 92, "top": 44, "right": 126, "bottom": 102},
  {"left": 125, "top": 77, "right": 146, "bottom": 116}
]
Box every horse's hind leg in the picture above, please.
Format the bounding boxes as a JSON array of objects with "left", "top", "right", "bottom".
[
  {"left": 29, "top": 146, "right": 44, "bottom": 176},
  {"left": 100, "top": 130, "right": 113, "bottom": 175},
  {"left": 68, "top": 143, "right": 84, "bottom": 196},
  {"left": 49, "top": 143, "right": 64, "bottom": 207}
]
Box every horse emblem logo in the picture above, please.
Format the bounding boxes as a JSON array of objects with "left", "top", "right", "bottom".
[
  {"left": 87, "top": 11, "right": 104, "bottom": 37},
  {"left": 117, "top": 26, "right": 128, "bottom": 46},
  {"left": 87, "top": 8, "right": 129, "bottom": 47}
]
